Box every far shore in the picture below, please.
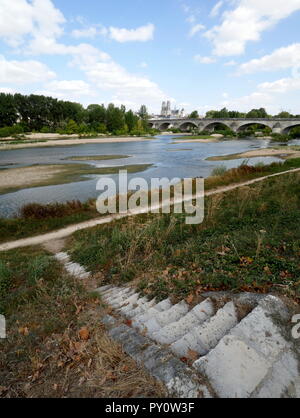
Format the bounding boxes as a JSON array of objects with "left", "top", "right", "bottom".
[
  {"left": 206, "top": 147, "right": 300, "bottom": 161},
  {"left": 173, "top": 138, "right": 219, "bottom": 144},
  {"left": 0, "top": 133, "right": 155, "bottom": 150}
]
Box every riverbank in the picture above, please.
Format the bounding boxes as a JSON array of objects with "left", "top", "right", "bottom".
[
  {"left": 0, "top": 134, "right": 154, "bottom": 150},
  {"left": 0, "top": 163, "right": 153, "bottom": 195},
  {"left": 207, "top": 146, "right": 300, "bottom": 161},
  {"left": 173, "top": 136, "right": 219, "bottom": 144}
]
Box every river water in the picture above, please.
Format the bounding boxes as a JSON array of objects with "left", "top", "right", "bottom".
[{"left": 0, "top": 135, "right": 299, "bottom": 217}]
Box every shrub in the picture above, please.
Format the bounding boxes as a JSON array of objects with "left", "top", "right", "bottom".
[
  {"left": 211, "top": 165, "right": 227, "bottom": 176},
  {"left": 20, "top": 200, "right": 86, "bottom": 219}
]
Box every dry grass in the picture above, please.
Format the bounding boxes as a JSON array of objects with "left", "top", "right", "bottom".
[{"left": 0, "top": 247, "right": 165, "bottom": 398}]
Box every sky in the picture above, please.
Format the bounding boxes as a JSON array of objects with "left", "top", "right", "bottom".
[{"left": 0, "top": 0, "right": 300, "bottom": 115}]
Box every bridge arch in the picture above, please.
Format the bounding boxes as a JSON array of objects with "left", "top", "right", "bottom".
[
  {"left": 282, "top": 123, "right": 300, "bottom": 135},
  {"left": 203, "top": 121, "right": 233, "bottom": 132},
  {"left": 236, "top": 121, "right": 273, "bottom": 133},
  {"left": 178, "top": 121, "right": 198, "bottom": 132},
  {"left": 159, "top": 122, "right": 172, "bottom": 131}
]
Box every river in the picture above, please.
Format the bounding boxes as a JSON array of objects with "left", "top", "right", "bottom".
[{"left": 0, "top": 135, "right": 299, "bottom": 217}]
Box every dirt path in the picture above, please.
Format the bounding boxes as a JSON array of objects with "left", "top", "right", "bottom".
[{"left": 1, "top": 167, "right": 299, "bottom": 252}]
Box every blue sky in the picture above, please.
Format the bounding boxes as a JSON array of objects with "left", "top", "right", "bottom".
[{"left": 1, "top": 0, "right": 300, "bottom": 115}]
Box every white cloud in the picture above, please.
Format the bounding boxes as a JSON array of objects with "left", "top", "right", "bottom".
[
  {"left": 221, "top": 91, "right": 274, "bottom": 111},
  {"left": 109, "top": 23, "right": 155, "bottom": 43},
  {"left": 194, "top": 55, "right": 216, "bottom": 64},
  {"left": 0, "top": 0, "right": 65, "bottom": 47},
  {"left": 188, "top": 24, "right": 206, "bottom": 37},
  {"left": 258, "top": 77, "right": 300, "bottom": 93},
  {"left": 0, "top": 1, "right": 166, "bottom": 111},
  {"left": 210, "top": 1, "right": 224, "bottom": 18},
  {"left": 71, "top": 25, "right": 108, "bottom": 39},
  {"left": 238, "top": 43, "right": 300, "bottom": 73},
  {"left": 0, "top": 87, "right": 15, "bottom": 94},
  {"left": 139, "top": 62, "right": 148, "bottom": 68},
  {"left": 224, "top": 60, "right": 237, "bottom": 66},
  {"left": 205, "top": 0, "right": 300, "bottom": 56},
  {"left": 0, "top": 55, "right": 56, "bottom": 84},
  {"left": 44, "top": 79, "right": 94, "bottom": 96}
]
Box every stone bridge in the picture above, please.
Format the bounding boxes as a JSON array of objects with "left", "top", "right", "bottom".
[{"left": 148, "top": 118, "right": 300, "bottom": 134}]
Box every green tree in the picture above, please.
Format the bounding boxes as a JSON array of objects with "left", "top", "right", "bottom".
[
  {"left": 0, "top": 93, "right": 18, "bottom": 127},
  {"left": 189, "top": 110, "right": 199, "bottom": 119}
]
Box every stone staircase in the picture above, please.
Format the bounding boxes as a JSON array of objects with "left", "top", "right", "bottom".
[
  {"left": 54, "top": 252, "right": 300, "bottom": 398},
  {"left": 97, "top": 285, "right": 300, "bottom": 398}
]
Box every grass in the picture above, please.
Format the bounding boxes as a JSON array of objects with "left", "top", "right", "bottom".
[
  {"left": 0, "top": 247, "right": 164, "bottom": 398},
  {"left": 64, "top": 155, "right": 130, "bottom": 161},
  {"left": 211, "top": 166, "right": 227, "bottom": 176},
  {"left": 0, "top": 163, "right": 153, "bottom": 195},
  {"left": 0, "top": 200, "right": 99, "bottom": 243},
  {"left": 67, "top": 171, "right": 300, "bottom": 303}
]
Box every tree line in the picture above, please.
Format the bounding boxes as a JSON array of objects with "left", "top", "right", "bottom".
[
  {"left": 0, "top": 93, "right": 152, "bottom": 137},
  {"left": 188, "top": 108, "right": 300, "bottom": 119}
]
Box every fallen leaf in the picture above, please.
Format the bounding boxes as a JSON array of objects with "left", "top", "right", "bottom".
[
  {"left": 185, "top": 294, "right": 194, "bottom": 305},
  {"left": 79, "top": 327, "right": 90, "bottom": 341},
  {"left": 124, "top": 319, "right": 132, "bottom": 327},
  {"left": 18, "top": 327, "right": 29, "bottom": 336},
  {"left": 187, "top": 349, "right": 199, "bottom": 361}
]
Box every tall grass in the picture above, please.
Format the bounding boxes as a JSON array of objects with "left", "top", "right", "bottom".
[
  {"left": 20, "top": 200, "right": 87, "bottom": 219},
  {"left": 68, "top": 172, "right": 300, "bottom": 301}
]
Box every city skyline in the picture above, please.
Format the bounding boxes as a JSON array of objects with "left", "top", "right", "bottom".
[{"left": 0, "top": 0, "right": 300, "bottom": 114}]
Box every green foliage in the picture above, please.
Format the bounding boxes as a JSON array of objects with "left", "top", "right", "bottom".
[
  {"left": 189, "top": 110, "right": 199, "bottom": 119},
  {"left": 211, "top": 165, "right": 227, "bottom": 176},
  {"left": 0, "top": 93, "right": 153, "bottom": 137},
  {"left": 246, "top": 108, "right": 269, "bottom": 118}
]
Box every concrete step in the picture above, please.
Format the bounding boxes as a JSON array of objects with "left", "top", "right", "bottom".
[
  {"left": 59, "top": 273, "right": 299, "bottom": 399},
  {"left": 171, "top": 301, "right": 238, "bottom": 357},
  {"left": 142, "top": 300, "right": 190, "bottom": 336},
  {"left": 54, "top": 252, "right": 90, "bottom": 279},
  {"left": 132, "top": 299, "right": 172, "bottom": 331},
  {"left": 151, "top": 298, "right": 214, "bottom": 345},
  {"left": 101, "top": 314, "right": 213, "bottom": 398},
  {"left": 193, "top": 295, "right": 299, "bottom": 398},
  {"left": 120, "top": 297, "right": 157, "bottom": 318}
]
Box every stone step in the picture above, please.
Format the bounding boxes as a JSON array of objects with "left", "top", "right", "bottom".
[
  {"left": 64, "top": 261, "right": 90, "bottom": 279},
  {"left": 193, "top": 295, "right": 300, "bottom": 398},
  {"left": 101, "top": 287, "right": 131, "bottom": 301},
  {"left": 120, "top": 297, "right": 157, "bottom": 318},
  {"left": 54, "top": 252, "right": 70, "bottom": 262},
  {"left": 171, "top": 301, "right": 238, "bottom": 358},
  {"left": 132, "top": 299, "right": 172, "bottom": 330},
  {"left": 101, "top": 315, "right": 213, "bottom": 398},
  {"left": 152, "top": 298, "right": 214, "bottom": 345},
  {"left": 142, "top": 300, "right": 190, "bottom": 336},
  {"left": 62, "top": 277, "right": 299, "bottom": 398},
  {"left": 109, "top": 291, "right": 138, "bottom": 309}
]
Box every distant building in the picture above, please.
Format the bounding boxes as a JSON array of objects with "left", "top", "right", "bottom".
[{"left": 160, "top": 101, "right": 185, "bottom": 118}]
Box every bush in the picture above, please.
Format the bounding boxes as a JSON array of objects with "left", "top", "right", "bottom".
[
  {"left": 20, "top": 201, "right": 86, "bottom": 219},
  {"left": 212, "top": 165, "right": 227, "bottom": 176},
  {"left": 0, "top": 124, "right": 24, "bottom": 138},
  {"left": 40, "top": 126, "right": 51, "bottom": 133}
]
